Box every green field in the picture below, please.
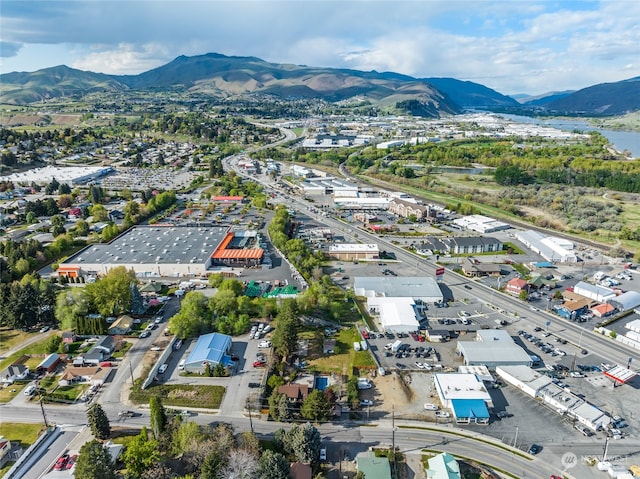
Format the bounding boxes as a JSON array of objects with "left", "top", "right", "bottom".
[{"left": 130, "top": 384, "right": 226, "bottom": 409}]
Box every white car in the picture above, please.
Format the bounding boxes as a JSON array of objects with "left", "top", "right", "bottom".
[
  {"left": 158, "top": 364, "right": 168, "bottom": 374},
  {"left": 359, "top": 399, "right": 373, "bottom": 407},
  {"left": 258, "top": 340, "right": 271, "bottom": 348},
  {"left": 424, "top": 403, "right": 439, "bottom": 411},
  {"left": 435, "top": 411, "right": 451, "bottom": 418},
  {"left": 319, "top": 448, "right": 327, "bottom": 461},
  {"left": 414, "top": 362, "right": 424, "bottom": 369}
]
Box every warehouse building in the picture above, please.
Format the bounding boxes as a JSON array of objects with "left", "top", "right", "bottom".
[
  {"left": 453, "top": 215, "right": 510, "bottom": 233},
  {"left": 0, "top": 165, "right": 114, "bottom": 185},
  {"left": 456, "top": 330, "right": 532, "bottom": 368},
  {"left": 183, "top": 333, "right": 234, "bottom": 374},
  {"left": 610, "top": 291, "right": 640, "bottom": 313},
  {"left": 354, "top": 276, "right": 443, "bottom": 303},
  {"left": 516, "top": 230, "right": 578, "bottom": 263},
  {"left": 573, "top": 281, "right": 617, "bottom": 303},
  {"left": 58, "top": 225, "right": 230, "bottom": 278}
]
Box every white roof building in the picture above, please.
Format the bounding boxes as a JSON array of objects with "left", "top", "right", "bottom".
[
  {"left": 334, "top": 196, "right": 390, "bottom": 209},
  {"left": 354, "top": 276, "right": 443, "bottom": 303},
  {"left": 0, "top": 165, "right": 114, "bottom": 185},
  {"left": 516, "top": 230, "right": 578, "bottom": 263},
  {"left": 496, "top": 365, "right": 611, "bottom": 431},
  {"left": 453, "top": 215, "right": 510, "bottom": 233},
  {"left": 610, "top": 291, "right": 640, "bottom": 312},
  {"left": 573, "top": 281, "right": 617, "bottom": 303},
  {"left": 367, "top": 297, "right": 420, "bottom": 333},
  {"left": 456, "top": 330, "right": 532, "bottom": 368}
]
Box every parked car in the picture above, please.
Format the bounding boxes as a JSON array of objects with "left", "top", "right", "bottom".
[
  {"left": 528, "top": 444, "right": 542, "bottom": 455},
  {"left": 424, "top": 403, "right": 439, "bottom": 411},
  {"left": 65, "top": 454, "right": 78, "bottom": 470},
  {"left": 359, "top": 399, "right": 373, "bottom": 407},
  {"left": 435, "top": 411, "right": 450, "bottom": 418},
  {"left": 253, "top": 360, "right": 266, "bottom": 368},
  {"left": 39, "top": 325, "right": 50, "bottom": 333},
  {"left": 54, "top": 455, "right": 69, "bottom": 471},
  {"left": 118, "top": 410, "right": 135, "bottom": 417},
  {"left": 319, "top": 448, "right": 327, "bottom": 461},
  {"left": 139, "top": 331, "right": 151, "bottom": 338}
]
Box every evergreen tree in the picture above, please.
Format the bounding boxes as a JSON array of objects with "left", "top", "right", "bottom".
[
  {"left": 129, "top": 283, "right": 145, "bottom": 314},
  {"left": 86, "top": 403, "right": 110, "bottom": 440},
  {"left": 259, "top": 450, "right": 290, "bottom": 479},
  {"left": 150, "top": 396, "right": 167, "bottom": 439},
  {"left": 74, "top": 440, "right": 115, "bottom": 479},
  {"left": 301, "top": 389, "right": 331, "bottom": 422}
]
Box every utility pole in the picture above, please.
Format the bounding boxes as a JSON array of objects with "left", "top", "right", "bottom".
[
  {"left": 40, "top": 399, "right": 49, "bottom": 428},
  {"left": 129, "top": 361, "right": 135, "bottom": 385},
  {"left": 247, "top": 399, "right": 254, "bottom": 434},
  {"left": 391, "top": 404, "right": 396, "bottom": 476}
]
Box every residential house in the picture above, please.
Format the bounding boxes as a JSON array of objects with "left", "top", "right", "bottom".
[
  {"left": 277, "top": 384, "right": 310, "bottom": 406},
  {"left": 62, "top": 331, "right": 77, "bottom": 344},
  {"left": 355, "top": 451, "right": 391, "bottom": 479},
  {"left": 0, "top": 437, "right": 13, "bottom": 468},
  {"left": 591, "top": 303, "right": 616, "bottom": 318},
  {"left": 0, "top": 365, "right": 30, "bottom": 385},
  {"left": 108, "top": 315, "right": 134, "bottom": 335},
  {"left": 505, "top": 278, "right": 529, "bottom": 296},
  {"left": 58, "top": 366, "right": 112, "bottom": 387},
  {"left": 426, "top": 452, "right": 462, "bottom": 479},
  {"left": 81, "top": 336, "right": 115, "bottom": 365},
  {"left": 557, "top": 298, "right": 591, "bottom": 320},
  {"left": 289, "top": 462, "right": 312, "bottom": 479}
]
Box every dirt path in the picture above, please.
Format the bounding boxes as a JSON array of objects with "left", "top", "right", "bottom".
[{"left": 0, "top": 329, "right": 54, "bottom": 358}]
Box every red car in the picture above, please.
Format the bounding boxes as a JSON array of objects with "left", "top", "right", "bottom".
[
  {"left": 253, "top": 360, "right": 266, "bottom": 368},
  {"left": 66, "top": 454, "right": 78, "bottom": 470},
  {"left": 54, "top": 455, "right": 69, "bottom": 471},
  {"left": 361, "top": 330, "right": 369, "bottom": 339}
]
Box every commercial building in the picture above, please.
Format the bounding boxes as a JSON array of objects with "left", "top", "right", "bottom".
[
  {"left": 0, "top": 165, "right": 114, "bottom": 185},
  {"left": 328, "top": 243, "right": 379, "bottom": 261},
  {"left": 183, "top": 333, "right": 234, "bottom": 373},
  {"left": 573, "top": 281, "right": 617, "bottom": 303},
  {"left": 354, "top": 276, "right": 443, "bottom": 303},
  {"left": 516, "top": 230, "right": 578, "bottom": 263},
  {"left": 433, "top": 373, "right": 492, "bottom": 424},
  {"left": 610, "top": 291, "right": 640, "bottom": 313},
  {"left": 388, "top": 198, "right": 435, "bottom": 221},
  {"left": 496, "top": 365, "right": 611, "bottom": 431},
  {"left": 452, "top": 215, "right": 510, "bottom": 233},
  {"left": 58, "top": 225, "right": 230, "bottom": 278},
  {"left": 456, "top": 330, "right": 532, "bottom": 368},
  {"left": 334, "top": 196, "right": 390, "bottom": 210},
  {"left": 366, "top": 297, "right": 422, "bottom": 333}
]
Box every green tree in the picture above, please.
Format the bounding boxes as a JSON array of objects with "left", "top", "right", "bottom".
[
  {"left": 301, "top": 389, "right": 331, "bottom": 422},
  {"left": 271, "top": 300, "right": 298, "bottom": 361},
  {"left": 268, "top": 391, "right": 292, "bottom": 422},
  {"left": 149, "top": 396, "right": 167, "bottom": 439},
  {"left": 284, "top": 423, "right": 321, "bottom": 468},
  {"left": 86, "top": 403, "right": 111, "bottom": 440},
  {"left": 519, "top": 290, "right": 529, "bottom": 302},
  {"left": 55, "top": 288, "right": 90, "bottom": 329},
  {"left": 45, "top": 335, "right": 62, "bottom": 354},
  {"left": 168, "top": 291, "right": 210, "bottom": 338},
  {"left": 201, "top": 451, "right": 225, "bottom": 479},
  {"left": 90, "top": 204, "right": 108, "bottom": 222},
  {"left": 172, "top": 420, "right": 202, "bottom": 456},
  {"left": 259, "top": 450, "right": 290, "bottom": 479},
  {"left": 122, "top": 427, "right": 160, "bottom": 477},
  {"left": 74, "top": 440, "right": 115, "bottom": 479},
  {"left": 85, "top": 266, "right": 136, "bottom": 316}
]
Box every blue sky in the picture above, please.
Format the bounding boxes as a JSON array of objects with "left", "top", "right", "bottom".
[{"left": 1, "top": 0, "right": 638, "bottom": 95}]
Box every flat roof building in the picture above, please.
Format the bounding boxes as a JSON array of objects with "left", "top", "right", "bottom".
[
  {"left": 453, "top": 215, "right": 510, "bottom": 233},
  {"left": 433, "top": 373, "right": 492, "bottom": 424},
  {"left": 367, "top": 297, "right": 421, "bottom": 333},
  {"left": 0, "top": 166, "right": 114, "bottom": 185},
  {"left": 573, "top": 281, "right": 617, "bottom": 303},
  {"left": 59, "top": 225, "right": 229, "bottom": 278},
  {"left": 354, "top": 276, "right": 443, "bottom": 303},
  {"left": 516, "top": 230, "right": 578, "bottom": 263},
  {"left": 456, "top": 330, "right": 532, "bottom": 368},
  {"left": 328, "top": 243, "right": 379, "bottom": 261}
]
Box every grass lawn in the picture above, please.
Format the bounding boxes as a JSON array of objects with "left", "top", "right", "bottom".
[
  {"left": 0, "top": 383, "right": 29, "bottom": 403},
  {"left": 112, "top": 341, "right": 132, "bottom": 359},
  {"left": 0, "top": 328, "right": 34, "bottom": 354},
  {"left": 307, "top": 327, "right": 376, "bottom": 374},
  {"left": 0, "top": 338, "right": 52, "bottom": 371},
  {"left": 0, "top": 422, "right": 44, "bottom": 447},
  {"left": 129, "top": 384, "right": 225, "bottom": 409},
  {"left": 47, "top": 384, "right": 86, "bottom": 402}
]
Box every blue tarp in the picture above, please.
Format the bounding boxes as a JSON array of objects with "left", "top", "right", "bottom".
[{"left": 451, "top": 399, "right": 489, "bottom": 420}]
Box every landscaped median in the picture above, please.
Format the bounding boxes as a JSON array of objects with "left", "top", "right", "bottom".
[{"left": 129, "top": 383, "right": 225, "bottom": 410}]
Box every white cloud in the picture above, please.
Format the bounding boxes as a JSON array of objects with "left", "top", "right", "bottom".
[{"left": 72, "top": 43, "right": 171, "bottom": 74}]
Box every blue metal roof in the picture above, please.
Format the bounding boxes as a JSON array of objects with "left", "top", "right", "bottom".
[
  {"left": 185, "top": 333, "right": 234, "bottom": 367},
  {"left": 451, "top": 399, "right": 489, "bottom": 419}
]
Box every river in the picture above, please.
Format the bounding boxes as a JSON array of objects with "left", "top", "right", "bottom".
[{"left": 499, "top": 114, "right": 640, "bottom": 158}]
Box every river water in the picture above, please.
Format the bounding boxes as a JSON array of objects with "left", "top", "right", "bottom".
[{"left": 499, "top": 114, "right": 640, "bottom": 159}]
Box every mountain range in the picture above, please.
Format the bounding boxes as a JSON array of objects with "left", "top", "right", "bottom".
[{"left": 1, "top": 52, "right": 639, "bottom": 116}]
